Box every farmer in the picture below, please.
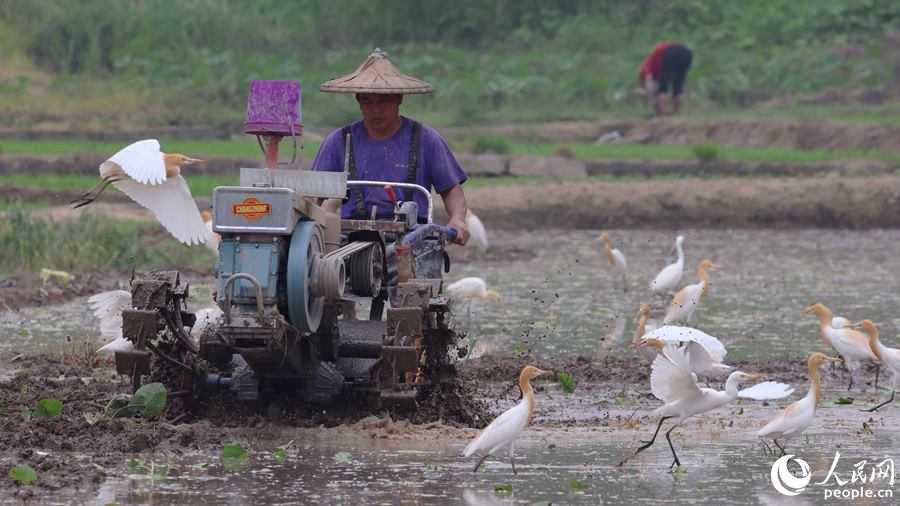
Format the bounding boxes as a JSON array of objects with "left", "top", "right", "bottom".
[
  {"left": 310, "top": 48, "right": 470, "bottom": 247},
  {"left": 639, "top": 42, "right": 693, "bottom": 117}
]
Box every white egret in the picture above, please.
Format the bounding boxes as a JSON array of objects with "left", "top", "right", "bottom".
[
  {"left": 616, "top": 343, "right": 779, "bottom": 468},
  {"left": 191, "top": 307, "right": 224, "bottom": 342},
  {"left": 643, "top": 326, "right": 730, "bottom": 380},
  {"left": 802, "top": 303, "right": 879, "bottom": 390},
  {"left": 596, "top": 232, "right": 627, "bottom": 291},
  {"left": 648, "top": 235, "right": 685, "bottom": 295},
  {"left": 202, "top": 211, "right": 221, "bottom": 255},
  {"left": 445, "top": 277, "right": 504, "bottom": 319},
  {"left": 633, "top": 304, "right": 659, "bottom": 364},
  {"left": 663, "top": 260, "right": 723, "bottom": 325},
  {"left": 465, "top": 209, "right": 488, "bottom": 250},
  {"left": 464, "top": 365, "right": 554, "bottom": 473},
  {"left": 69, "top": 139, "right": 207, "bottom": 245},
  {"left": 757, "top": 353, "right": 842, "bottom": 455},
  {"left": 88, "top": 290, "right": 133, "bottom": 353},
  {"left": 847, "top": 320, "right": 900, "bottom": 412}
]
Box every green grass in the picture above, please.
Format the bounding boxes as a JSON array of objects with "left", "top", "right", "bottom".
[
  {"left": 0, "top": 139, "right": 324, "bottom": 158},
  {"left": 0, "top": 206, "right": 213, "bottom": 277},
  {"left": 507, "top": 142, "right": 899, "bottom": 164}
]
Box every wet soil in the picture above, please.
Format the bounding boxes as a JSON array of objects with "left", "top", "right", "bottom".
[{"left": 1, "top": 344, "right": 887, "bottom": 498}]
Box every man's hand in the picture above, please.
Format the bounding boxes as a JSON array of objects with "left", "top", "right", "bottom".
[
  {"left": 446, "top": 216, "right": 469, "bottom": 246},
  {"left": 439, "top": 184, "right": 470, "bottom": 246}
]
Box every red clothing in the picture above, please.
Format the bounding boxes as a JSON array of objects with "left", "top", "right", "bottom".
[{"left": 639, "top": 42, "right": 675, "bottom": 82}]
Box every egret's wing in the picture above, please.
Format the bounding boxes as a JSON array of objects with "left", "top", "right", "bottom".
[
  {"left": 97, "top": 336, "right": 133, "bottom": 353},
  {"left": 465, "top": 213, "right": 489, "bottom": 250},
  {"left": 108, "top": 139, "right": 165, "bottom": 185},
  {"left": 191, "top": 307, "right": 223, "bottom": 341},
  {"left": 649, "top": 326, "right": 727, "bottom": 362},
  {"left": 464, "top": 402, "right": 529, "bottom": 456},
  {"left": 88, "top": 290, "right": 131, "bottom": 340},
  {"left": 738, "top": 381, "right": 795, "bottom": 400},
  {"left": 113, "top": 174, "right": 207, "bottom": 245},
  {"left": 649, "top": 262, "right": 679, "bottom": 292},
  {"left": 650, "top": 344, "right": 701, "bottom": 404},
  {"left": 685, "top": 341, "right": 715, "bottom": 374}
]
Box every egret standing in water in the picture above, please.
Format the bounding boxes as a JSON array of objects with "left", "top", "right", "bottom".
[
  {"left": 846, "top": 320, "right": 900, "bottom": 412},
  {"left": 757, "top": 353, "right": 842, "bottom": 456},
  {"left": 663, "top": 260, "right": 723, "bottom": 325},
  {"left": 633, "top": 304, "right": 660, "bottom": 364},
  {"left": 596, "top": 232, "right": 627, "bottom": 291},
  {"left": 464, "top": 365, "right": 554, "bottom": 473},
  {"left": 445, "top": 277, "right": 504, "bottom": 319},
  {"left": 69, "top": 139, "right": 207, "bottom": 246},
  {"left": 802, "top": 303, "right": 879, "bottom": 390},
  {"left": 648, "top": 235, "right": 685, "bottom": 296},
  {"left": 616, "top": 343, "right": 780, "bottom": 468}
]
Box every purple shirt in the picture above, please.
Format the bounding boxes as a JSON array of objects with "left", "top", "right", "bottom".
[{"left": 310, "top": 117, "right": 467, "bottom": 220}]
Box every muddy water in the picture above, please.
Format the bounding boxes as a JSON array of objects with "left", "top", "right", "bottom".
[
  {"left": 27, "top": 425, "right": 898, "bottom": 505},
  {"left": 450, "top": 229, "right": 900, "bottom": 362},
  {"left": 3, "top": 229, "right": 900, "bottom": 505}
]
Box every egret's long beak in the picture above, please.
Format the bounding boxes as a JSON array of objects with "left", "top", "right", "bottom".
[
  {"left": 824, "top": 357, "right": 843, "bottom": 363},
  {"left": 629, "top": 340, "right": 648, "bottom": 349},
  {"left": 185, "top": 157, "right": 205, "bottom": 164},
  {"left": 741, "top": 374, "right": 765, "bottom": 380},
  {"left": 844, "top": 323, "right": 861, "bottom": 330},
  {"left": 538, "top": 369, "right": 554, "bottom": 376},
  {"left": 800, "top": 307, "right": 814, "bottom": 315},
  {"left": 710, "top": 264, "right": 724, "bottom": 270}
]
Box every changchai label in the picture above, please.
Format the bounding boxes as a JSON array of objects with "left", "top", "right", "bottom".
[{"left": 233, "top": 197, "right": 271, "bottom": 221}]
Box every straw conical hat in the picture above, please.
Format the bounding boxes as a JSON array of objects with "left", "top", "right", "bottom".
[{"left": 319, "top": 48, "right": 434, "bottom": 94}]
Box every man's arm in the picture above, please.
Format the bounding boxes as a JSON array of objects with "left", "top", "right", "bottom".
[{"left": 439, "top": 183, "right": 470, "bottom": 246}]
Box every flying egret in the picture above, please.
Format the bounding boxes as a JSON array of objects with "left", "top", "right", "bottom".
[
  {"left": 663, "top": 260, "right": 723, "bottom": 325},
  {"left": 445, "top": 277, "right": 504, "bottom": 319},
  {"left": 616, "top": 343, "right": 780, "bottom": 468},
  {"left": 802, "top": 303, "right": 879, "bottom": 390},
  {"left": 464, "top": 365, "right": 554, "bottom": 473},
  {"left": 596, "top": 232, "right": 627, "bottom": 291},
  {"left": 69, "top": 139, "right": 207, "bottom": 245},
  {"left": 633, "top": 304, "right": 660, "bottom": 364},
  {"left": 846, "top": 320, "right": 900, "bottom": 412},
  {"left": 631, "top": 338, "right": 793, "bottom": 397},
  {"left": 202, "top": 211, "right": 221, "bottom": 255},
  {"left": 648, "top": 235, "right": 685, "bottom": 295},
  {"left": 643, "top": 326, "right": 730, "bottom": 381},
  {"left": 757, "top": 353, "right": 842, "bottom": 456},
  {"left": 465, "top": 209, "right": 488, "bottom": 250},
  {"left": 88, "top": 290, "right": 133, "bottom": 353}
]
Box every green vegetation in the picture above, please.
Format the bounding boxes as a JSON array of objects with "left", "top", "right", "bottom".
[
  {"left": 0, "top": 1, "right": 899, "bottom": 130},
  {"left": 0, "top": 206, "right": 213, "bottom": 277},
  {"left": 471, "top": 136, "right": 511, "bottom": 154},
  {"left": 692, "top": 141, "right": 722, "bottom": 162},
  {"left": 105, "top": 383, "right": 167, "bottom": 419}
]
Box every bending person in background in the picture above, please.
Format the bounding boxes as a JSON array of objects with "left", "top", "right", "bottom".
[{"left": 639, "top": 42, "right": 693, "bottom": 117}]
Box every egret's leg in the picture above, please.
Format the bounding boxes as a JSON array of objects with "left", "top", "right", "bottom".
[
  {"left": 874, "top": 363, "right": 881, "bottom": 391},
  {"left": 847, "top": 368, "right": 854, "bottom": 391},
  {"left": 509, "top": 443, "right": 517, "bottom": 474},
  {"left": 664, "top": 422, "right": 682, "bottom": 468},
  {"left": 473, "top": 453, "right": 490, "bottom": 473},
  {"left": 510, "top": 456, "right": 517, "bottom": 475},
  {"left": 638, "top": 415, "right": 674, "bottom": 448},
  {"left": 773, "top": 440, "right": 787, "bottom": 457},
  {"left": 622, "top": 274, "right": 628, "bottom": 293},
  {"left": 70, "top": 179, "right": 113, "bottom": 208},
  {"left": 864, "top": 389, "right": 895, "bottom": 412}
]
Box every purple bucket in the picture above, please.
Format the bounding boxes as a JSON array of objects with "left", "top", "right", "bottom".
[{"left": 244, "top": 80, "right": 303, "bottom": 136}]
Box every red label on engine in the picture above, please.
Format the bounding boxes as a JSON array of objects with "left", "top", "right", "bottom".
[{"left": 233, "top": 197, "right": 271, "bottom": 221}]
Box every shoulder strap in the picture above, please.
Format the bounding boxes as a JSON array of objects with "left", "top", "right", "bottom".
[
  {"left": 404, "top": 121, "right": 422, "bottom": 202},
  {"left": 343, "top": 124, "right": 366, "bottom": 218}
]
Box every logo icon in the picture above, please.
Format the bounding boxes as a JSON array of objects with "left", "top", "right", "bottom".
[
  {"left": 771, "top": 455, "right": 811, "bottom": 496},
  {"left": 233, "top": 197, "right": 271, "bottom": 221}
]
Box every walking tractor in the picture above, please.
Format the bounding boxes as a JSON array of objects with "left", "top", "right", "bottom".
[{"left": 112, "top": 81, "right": 465, "bottom": 422}]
